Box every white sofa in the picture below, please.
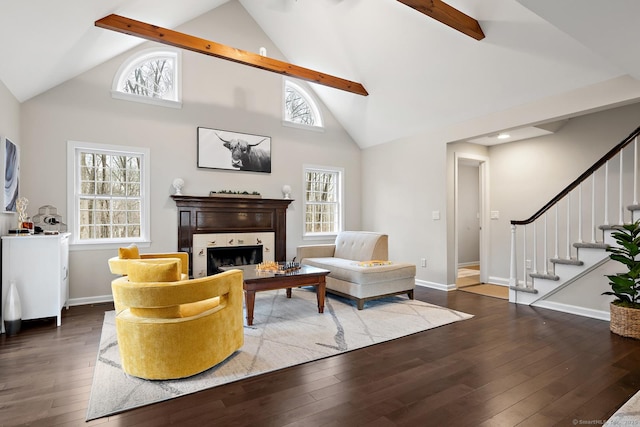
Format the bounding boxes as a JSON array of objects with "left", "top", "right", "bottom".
[{"left": 296, "top": 231, "right": 416, "bottom": 309}]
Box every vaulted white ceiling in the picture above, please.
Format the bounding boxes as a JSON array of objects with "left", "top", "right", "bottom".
[{"left": 2, "top": 0, "right": 640, "bottom": 148}]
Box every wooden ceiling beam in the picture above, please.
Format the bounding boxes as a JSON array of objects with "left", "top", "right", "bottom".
[
  {"left": 95, "top": 14, "right": 368, "bottom": 96},
  {"left": 397, "top": 0, "right": 485, "bottom": 40}
]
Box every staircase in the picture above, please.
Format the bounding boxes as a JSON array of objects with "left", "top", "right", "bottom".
[{"left": 509, "top": 126, "right": 640, "bottom": 318}]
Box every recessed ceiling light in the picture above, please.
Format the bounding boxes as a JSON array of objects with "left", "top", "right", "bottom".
[{"left": 497, "top": 133, "right": 511, "bottom": 140}]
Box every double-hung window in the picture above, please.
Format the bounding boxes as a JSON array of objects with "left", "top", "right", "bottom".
[
  {"left": 303, "top": 165, "right": 343, "bottom": 237},
  {"left": 67, "top": 141, "right": 150, "bottom": 248}
]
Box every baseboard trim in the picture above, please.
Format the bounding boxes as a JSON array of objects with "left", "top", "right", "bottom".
[
  {"left": 488, "top": 275, "right": 509, "bottom": 286},
  {"left": 68, "top": 295, "right": 113, "bottom": 307},
  {"left": 533, "top": 300, "right": 610, "bottom": 321},
  {"left": 415, "top": 279, "right": 455, "bottom": 292}
]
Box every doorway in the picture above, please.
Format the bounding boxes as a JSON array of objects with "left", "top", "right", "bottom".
[
  {"left": 454, "top": 154, "right": 508, "bottom": 299},
  {"left": 454, "top": 153, "right": 503, "bottom": 299},
  {"left": 456, "top": 158, "right": 482, "bottom": 286}
]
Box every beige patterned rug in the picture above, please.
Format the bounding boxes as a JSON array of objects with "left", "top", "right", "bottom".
[{"left": 87, "top": 288, "right": 473, "bottom": 420}]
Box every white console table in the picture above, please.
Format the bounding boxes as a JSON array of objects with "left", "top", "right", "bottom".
[{"left": 1, "top": 233, "right": 70, "bottom": 333}]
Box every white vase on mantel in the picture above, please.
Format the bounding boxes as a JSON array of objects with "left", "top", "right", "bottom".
[{"left": 4, "top": 281, "right": 22, "bottom": 335}]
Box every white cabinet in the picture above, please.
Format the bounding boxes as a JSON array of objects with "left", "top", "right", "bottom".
[{"left": 1, "top": 233, "right": 70, "bottom": 333}]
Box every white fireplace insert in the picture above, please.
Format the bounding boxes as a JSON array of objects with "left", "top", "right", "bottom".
[{"left": 192, "top": 232, "right": 275, "bottom": 278}]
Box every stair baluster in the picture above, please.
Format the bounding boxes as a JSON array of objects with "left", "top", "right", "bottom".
[{"left": 509, "top": 125, "right": 640, "bottom": 302}]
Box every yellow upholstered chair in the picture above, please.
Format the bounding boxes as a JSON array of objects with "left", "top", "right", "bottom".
[
  {"left": 107, "top": 244, "right": 189, "bottom": 278},
  {"left": 111, "top": 259, "right": 244, "bottom": 380}
]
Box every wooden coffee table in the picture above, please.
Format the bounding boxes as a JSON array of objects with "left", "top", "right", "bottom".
[{"left": 221, "top": 264, "right": 330, "bottom": 326}]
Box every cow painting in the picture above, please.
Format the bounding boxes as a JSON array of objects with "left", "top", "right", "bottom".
[
  {"left": 197, "top": 127, "right": 272, "bottom": 173},
  {"left": 216, "top": 132, "right": 271, "bottom": 173}
]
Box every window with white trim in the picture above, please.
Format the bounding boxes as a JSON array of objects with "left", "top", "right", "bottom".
[
  {"left": 303, "top": 165, "right": 343, "bottom": 237},
  {"left": 283, "top": 79, "right": 324, "bottom": 130},
  {"left": 111, "top": 48, "right": 182, "bottom": 108},
  {"left": 67, "top": 141, "right": 150, "bottom": 248}
]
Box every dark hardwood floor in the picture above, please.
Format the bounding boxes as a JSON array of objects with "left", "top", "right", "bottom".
[{"left": 1, "top": 287, "right": 639, "bottom": 426}]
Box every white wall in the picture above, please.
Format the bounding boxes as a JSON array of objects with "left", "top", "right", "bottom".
[
  {"left": 0, "top": 79, "right": 20, "bottom": 235},
  {"left": 362, "top": 137, "right": 448, "bottom": 287},
  {"left": 19, "top": 1, "right": 362, "bottom": 303}
]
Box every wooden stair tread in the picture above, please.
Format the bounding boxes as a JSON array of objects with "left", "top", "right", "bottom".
[
  {"left": 573, "top": 242, "right": 609, "bottom": 249},
  {"left": 529, "top": 273, "right": 560, "bottom": 281},
  {"left": 550, "top": 258, "right": 584, "bottom": 266}
]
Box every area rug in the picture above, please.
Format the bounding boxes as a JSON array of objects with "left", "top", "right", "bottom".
[
  {"left": 605, "top": 389, "right": 640, "bottom": 426},
  {"left": 86, "top": 288, "right": 473, "bottom": 420}
]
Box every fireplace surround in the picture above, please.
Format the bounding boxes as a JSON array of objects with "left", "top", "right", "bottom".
[
  {"left": 171, "top": 195, "right": 293, "bottom": 277},
  {"left": 192, "top": 231, "right": 274, "bottom": 278}
]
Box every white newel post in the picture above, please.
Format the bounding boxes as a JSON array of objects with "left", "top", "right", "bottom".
[
  {"left": 591, "top": 173, "right": 596, "bottom": 243},
  {"left": 509, "top": 224, "right": 517, "bottom": 288},
  {"left": 634, "top": 137, "right": 638, "bottom": 206},
  {"left": 620, "top": 150, "right": 624, "bottom": 225},
  {"left": 604, "top": 161, "right": 609, "bottom": 226}
]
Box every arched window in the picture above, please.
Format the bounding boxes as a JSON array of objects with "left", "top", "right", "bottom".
[
  {"left": 283, "top": 79, "right": 324, "bottom": 130},
  {"left": 111, "top": 48, "right": 182, "bottom": 108}
]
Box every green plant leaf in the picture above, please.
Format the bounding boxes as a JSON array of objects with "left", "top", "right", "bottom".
[{"left": 605, "top": 219, "right": 640, "bottom": 302}]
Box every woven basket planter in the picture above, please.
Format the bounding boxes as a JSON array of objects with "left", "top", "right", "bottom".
[{"left": 610, "top": 302, "right": 640, "bottom": 339}]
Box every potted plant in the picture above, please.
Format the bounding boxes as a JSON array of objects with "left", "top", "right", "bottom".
[{"left": 605, "top": 219, "right": 640, "bottom": 339}]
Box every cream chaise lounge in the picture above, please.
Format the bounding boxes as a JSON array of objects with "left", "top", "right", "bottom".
[{"left": 296, "top": 231, "right": 416, "bottom": 309}]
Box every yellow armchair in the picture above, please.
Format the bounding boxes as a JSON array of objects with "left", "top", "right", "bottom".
[
  {"left": 108, "top": 247, "right": 189, "bottom": 278},
  {"left": 111, "top": 259, "right": 244, "bottom": 380}
]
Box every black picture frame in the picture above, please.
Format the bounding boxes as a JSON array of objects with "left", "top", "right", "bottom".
[{"left": 197, "top": 127, "right": 271, "bottom": 173}]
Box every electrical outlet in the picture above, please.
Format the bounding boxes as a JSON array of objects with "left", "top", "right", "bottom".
[{"left": 421, "top": 258, "right": 427, "bottom": 268}]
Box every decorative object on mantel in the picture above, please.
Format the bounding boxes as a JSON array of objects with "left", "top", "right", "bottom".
[
  {"left": 604, "top": 220, "right": 640, "bottom": 339},
  {"left": 3, "top": 280, "right": 22, "bottom": 335},
  {"left": 172, "top": 178, "right": 184, "bottom": 195},
  {"left": 282, "top": 184, "right": 292, "bottom": 199},
  {"left": 209, "top": 190, "right": 261, "bottom": 199}
]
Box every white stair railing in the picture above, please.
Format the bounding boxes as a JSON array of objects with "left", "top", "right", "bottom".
[{"left": 510, "top": 127, "right": 640, "bottom": 296}]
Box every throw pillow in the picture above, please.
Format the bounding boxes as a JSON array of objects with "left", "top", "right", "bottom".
[
  {"left": 118, "top": 244, "right": 140, "bottom": 259},
  {"left": 128, "top": 259, "right": 182, "bottom": 283}
]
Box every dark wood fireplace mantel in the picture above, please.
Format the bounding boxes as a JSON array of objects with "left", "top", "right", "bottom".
[{"left": 171, "top": 195, "right": 293, "bottom": 276}]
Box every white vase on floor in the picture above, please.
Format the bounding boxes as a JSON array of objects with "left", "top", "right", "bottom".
[{"left": 4, "top": 281, "right": 22, "bottom": 335}]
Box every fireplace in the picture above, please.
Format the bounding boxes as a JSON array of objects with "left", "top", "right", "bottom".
[
  {"left": 171, "top": 195, "right": 293, "bottom": 277},
  {"left": 207, "top": 245, "right": 263, "bottom": 275},
  {"left": 192, "top": 231, "right": 274, "bottom": 278}
]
